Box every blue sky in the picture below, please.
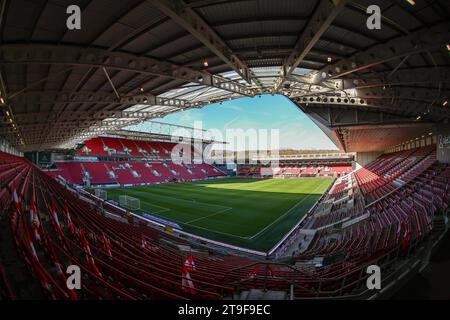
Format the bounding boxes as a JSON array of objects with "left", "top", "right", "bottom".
[{"left": 126, "top": 94, "right": 337, "bottom": 151}]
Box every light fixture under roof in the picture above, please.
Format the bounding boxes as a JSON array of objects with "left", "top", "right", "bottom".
[
  {"left": 327, "top": 57, "right": 332, "bottom": 63},
  {"left": 203, "top": 60, "right": 209, "bottom": 67},
  {"left": 443, "top": 100, "right": 448, "bottom": 107},
  {"left": 406, "top": 0, "right": 416, "bottom": 5}
]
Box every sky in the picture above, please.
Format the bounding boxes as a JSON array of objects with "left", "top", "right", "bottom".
[{"left": 126, "top": 94, "right": 337, "bottom": 152}]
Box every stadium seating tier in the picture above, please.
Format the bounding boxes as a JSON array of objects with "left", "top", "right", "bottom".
[{"left": 0, "top": 145, "right": 448, "bottom": 300}]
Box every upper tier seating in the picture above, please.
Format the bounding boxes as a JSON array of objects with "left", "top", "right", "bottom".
[
  {"left": 79, "top": 137, "right": 182, "bottom": 159},
  {"left": 82, "top": 162, "right": 117, "bottom": 184},
  {"left": 48, "top": 161, "right": 225, "bottom": 186},
  {"left": 118, "top": 139, "right": 143, "bottom": 157}
]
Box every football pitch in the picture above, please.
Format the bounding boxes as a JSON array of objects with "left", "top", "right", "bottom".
[{"left": 105, "top": 178, "right": 333, "bottom": 252}]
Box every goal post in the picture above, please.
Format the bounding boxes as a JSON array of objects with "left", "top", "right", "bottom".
[
  {"left": 95, "top": 189, "right": 107, "bottom": 200},
  {"left": 119, "top": 195, "right": 140, "bottom": 211}
]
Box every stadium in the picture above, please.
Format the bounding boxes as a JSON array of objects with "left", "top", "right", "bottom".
[{"left": 0, "top": 0, "right": 449, "bottom": 304}]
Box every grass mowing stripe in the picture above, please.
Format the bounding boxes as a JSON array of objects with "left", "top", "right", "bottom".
[
  {"left": 132, "top": 185, "right": 240, "bottom": 206},
  {"left": 247, "top": 178, "right": 331, "bottom": 240},
  {"left": 185, "top": 207, "right": 233, "bottom": 225},
  {"left": 103, "top": 178, "right": 333, "bottom": 251},
  {"left": 128, "top": 189, "right": 232, "bottom": 210}
]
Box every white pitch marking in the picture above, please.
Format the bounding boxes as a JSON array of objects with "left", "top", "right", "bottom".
[
  {"left": 129, "top": 189, "right": 230, "bottom": 210},
  {"left": 185, "top": 206, "right": 233, "bottom": 225},
  {"left": 247, "top": 179, "right": 332, "bottom": 240}
]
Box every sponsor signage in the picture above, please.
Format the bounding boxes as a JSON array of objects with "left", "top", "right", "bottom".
[{"left": 142, "top": 213, "right": 182, "bottom": 230}]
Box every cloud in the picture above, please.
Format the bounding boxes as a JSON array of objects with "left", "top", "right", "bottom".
[
  {"left": 221, "top": 104, "right": 244, "bottom": 112},
  {"left": 221, "top": 103, "right": 271, "bottom": 117},
  {"left": 277, "top": 122, "right": 337, "bottom": 150},
  {"left": 179, "top": 111, "right": 194, "bottom": 123},
  {"left": 223, "top": 116, "right": 239, "bottom": 129},
  {"left": 127, "top": 95, "right": 338, "bottom": 151}
]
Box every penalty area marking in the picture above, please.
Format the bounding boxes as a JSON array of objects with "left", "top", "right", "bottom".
[
  {"left": 185, "top": 206, "right": 233, "bottom": 225},
  {"left": 182, "top": 221, "right": 250, "bottom": 240},
  {"left": 123, "top": 179, "right": 331, "bottom": 242},
  {"left": 129, "top": 190, "right": 244, "bottom": 238},
  {"left": 136, "top": 201, "right": 170, "bottom": 215},
  {"left": 138, "top": 207, "right": 249, "bottom": 240},
  {"left": 128, "top": 189, "right": 231, "bottom": 211}
]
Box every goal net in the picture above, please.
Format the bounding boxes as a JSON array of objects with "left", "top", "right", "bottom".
[
  {"left": 119, "top": 195, "right": 140, "bottom": 210},
  {"left": 95, "top": 189, "right": 107, "bottom": 200}
]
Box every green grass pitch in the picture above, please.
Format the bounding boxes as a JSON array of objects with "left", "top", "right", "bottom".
[{"left": 104, "top": 178, "right": 333, "bottom": 252}]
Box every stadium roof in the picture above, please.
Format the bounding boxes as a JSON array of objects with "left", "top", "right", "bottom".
[
  {"left": 0, "top": 0, "right": 449, "bottom": 152},
  {"left": 103, "top": 127, "right": 226, "bottom": 145}
]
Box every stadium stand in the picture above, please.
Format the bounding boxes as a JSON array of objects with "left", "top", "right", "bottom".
[
  {"left": 240, "top": 163, "right": 352, "bottom": 178},
  {"left": 1, "top": 144, "right": 448, "bottom": 300},
  {"left": 48, "top": 160, "right": 224, "bottom": 186},
  {"left": 46, "top": 136, "right": 225, "bottom": 186},
  {"left": 82, "top": 162, "right": 117, "bottom": 185},
  {"left": 80, "top": 137, "right": 178, "bottom": 159},
  {"left": 0, "top": 0, "right": 449, "bottom": 302}
]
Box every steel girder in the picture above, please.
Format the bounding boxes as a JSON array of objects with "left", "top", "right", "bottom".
[
  {"left": 318, "top": 22, "right": 450, "bottom": 80},
  {"left": 293, "top": 103, "right": 420, "bottom": 128},
  {"left": 7, "top": 89, "right": 244, "bottom": 120},
  {"left": 354, "top": 86, "right": 450, "bottom": 103},
  {"left": 2, "top": 125, "right": 122, "bottom": 142},
  {"left": 274, "top": 0, "right": 347, "bottom": 91},
  {"left": 288, "top": 67, "right": 450, "bottom": 96},
  {"left": 290, "top": 94, "right": 448, "bottom": 120},
  {"left": 287, "top": 67, "right": 450, "bottom": 120},
  {"left": 1, "top": 123, "right": 80, "bottom": 133},
  {"left": 7, "top": 91, "right": 198, "bottom": 107},
  {"left": 288, "top": 87, "right": 448, "bottom": 116},
  {"left": 341, "top": 67, "right": 450, "bottom": 89},
  {"left": 151, "top": 0, "right": 262, "bottom": 88},
  {"left": 0, "top": 44, "right": 255, "bottom": 96},
  {"left": 11, "top": 110, "right": 155, "bottom": 123}
]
